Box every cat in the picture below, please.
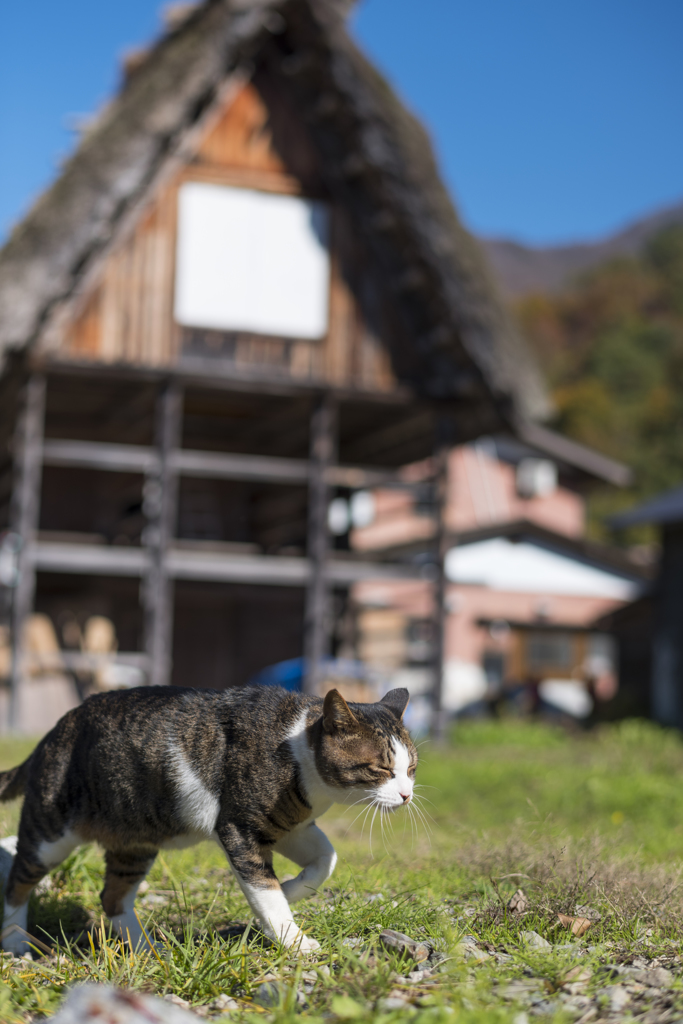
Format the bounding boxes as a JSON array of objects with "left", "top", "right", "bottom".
[{"left": 0, "top": 684, "right": 416, "bottom": 956}]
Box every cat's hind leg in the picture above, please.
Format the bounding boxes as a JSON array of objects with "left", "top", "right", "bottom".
[
  {"left": 100, "top": 846, "right": 158, "bottom": 950},
  {"left": 2, "top": 829, "right": 80, "bottom": 957},
  {"left": 275, "top": 823, "right": 337, "bottom": 905}
]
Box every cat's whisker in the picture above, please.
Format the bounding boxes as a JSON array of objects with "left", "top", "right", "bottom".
[
  {"left": 383, "top": 808, "right": 392, "bottom": 847},
  {"left": 412, "top": 795, "right": 438, "bottom": 829},
  {"left": 409, "top": 801, "right": 431, "bottom": 849},
  {"left": 380, "top": 807, "right": 391, "bottom": 856},
  {"left": 368, "top": 803, "right": 380, "bottom": 859},
  {"left": 411, "top": 800, "right": 434, "bottom": 840},
  {"left": 360, "top": 799, "right": 377, "bottom": 844},
  {"left": 343, "top": 795, "right": 377, "bottom": 835},
  {"left": 405, "top": 803, "right": 416, "bottom": 849},
  {"left": 412, "top": 790, "right": 440, "bottom": 811},
  {"left": 356, "top": 802, "right": 372, "bottom": 841}
]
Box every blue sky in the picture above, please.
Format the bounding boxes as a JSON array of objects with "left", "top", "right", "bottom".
[{"left": 1, "top": 0, "right": 682, "bottom": 245}]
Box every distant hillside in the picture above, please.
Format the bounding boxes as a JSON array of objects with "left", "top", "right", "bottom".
[
  {"left": 516, "top": 221, "right": 683, "bottom": 541},
  {"left": 481, "top": 200, "right": 683, "bottom": 299}
]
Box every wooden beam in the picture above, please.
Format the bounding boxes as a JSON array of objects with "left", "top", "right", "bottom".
[
  {"left": 8, "top": 374, "right": 46, "bottom": 733},
  {"left": 39, "top": 356, "right": 416, "bottom": 406},
  {"left": 32, "top": 542, "right": 149, "bottom": 576},
  {"left": 29, "top": 540, "right": 423, "bottom": 586},
  {"left": 303, "top": 395, "right": 336, "bottom": 693},
  {"left": 43, "top": 439, "right": 158, "bottom": 474},
  {"left": 143, "top": 382, "right": 183, "bottom": 687},
  {"left": 172, "top": 448, "right": 308, "bottom": 484},
  {"left": 39, "top": 437, "right": 414, "bottom": 489}
]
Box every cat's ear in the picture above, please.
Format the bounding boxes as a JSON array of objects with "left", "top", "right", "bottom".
[
  {"left": 380, "top": 688, "right": 410, "bottom": 720},
  {"left": 322, "top": 689, "right": 358, "bottom": 734}
]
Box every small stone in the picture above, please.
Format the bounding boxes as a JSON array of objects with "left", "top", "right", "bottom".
[
  {"left": 211, "top": 993, "right": 238, "bottom": 1011},
  {"left": 607, "top": 985, "right": 630, "bottom": 1012},
  {"left": 562, "top": 967, "right": 592, "bottom": 986},
  {"left": 521, "top": 930, "right": 551, "bottom": 949},
  {"left": 632, "top": 967, "right": 673, "bottom": 988},
  {"left": 253, "top": 981, "right": 287, "bottom": 1008},
  {"left": 562, "top": 994, "right": 591, "bottom": 1011},
  {"left": 378, "top": 995, "right": 412, "bottom": 1011},
  {"left": 512, "top": 1014, "right": 529, "bottom": 1024},
  {"left": 379, "top": 929, "right": 431, "bottom": 964},
  {"left": 405, "top": 970, "right": 426, "bottom": 983},
  {"left": 502, "top": 981, "right": 543, "bottom": 1002},
  {"left": 164, "top": 993, "right": 192, "bottom": 1010},
  {"left": 530, "top": 1000, "right": 558, "bottom": 1017},
  {"left": 48, "top": 984, "right": 205, "bottom": 1023},
  {"left": 457, "top": 941, "right": 491, "bottom": 962},
  {"left": 141, "top": 893, "right": 167, "bottom": 906}
]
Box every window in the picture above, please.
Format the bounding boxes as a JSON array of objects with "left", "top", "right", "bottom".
[
  {"left": 174, "top": 182, "right": 330, "bottom": 340},
  {"left": 525, "top": 632, "right": 574, "bottom": 673}
]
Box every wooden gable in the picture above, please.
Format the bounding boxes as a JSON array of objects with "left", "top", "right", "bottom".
[{"left": 50, "top": 75, "right": 399, "bottom": 394}]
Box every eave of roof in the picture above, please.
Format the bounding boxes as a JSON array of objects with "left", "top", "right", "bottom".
[
  {"left": 365, "top": 517, "right": 652, "bottom": 584},
  {"left": 514, "top": 421, "right": 632, "bottom": 488},
  {"left": 450, "top": 519, "right": 652, "bottom": 583},
  {"left": 611, "top": 484, "right": 683, "bottom": 528}
]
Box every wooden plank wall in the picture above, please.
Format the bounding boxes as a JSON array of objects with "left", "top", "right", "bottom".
[{"left": 53, "top": 80, "right": 398, "bottom": 394}]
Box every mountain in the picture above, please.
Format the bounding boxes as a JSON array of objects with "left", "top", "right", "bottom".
[{"left": 481, "top": 199, "right": 683, "bottom": 299}]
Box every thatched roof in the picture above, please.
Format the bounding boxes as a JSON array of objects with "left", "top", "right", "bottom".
[{"left": 0, "top": 0, "right": 549, "bottom": 433}]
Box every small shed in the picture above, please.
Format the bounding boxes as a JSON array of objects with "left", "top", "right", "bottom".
[
  {"left": 612, "top": 486, "right": 683, "bottom": 728},
  {"left": 0, "top": 0, "right": 545, "bottom": 732}
]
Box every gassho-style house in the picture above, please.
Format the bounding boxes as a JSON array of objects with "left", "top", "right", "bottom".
[{"left": 0, "top": 0, "right": 625, "bottom": 734}]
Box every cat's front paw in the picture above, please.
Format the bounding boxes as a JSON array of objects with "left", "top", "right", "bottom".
[{"left": 295, "top": 933, "right": 321, "bottom": 954}]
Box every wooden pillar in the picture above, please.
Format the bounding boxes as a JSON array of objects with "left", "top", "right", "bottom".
[
  {"left": 431, "top": 424, "right": 451, "bottom": 741},
  {"left": 143, "top": 381, "right": 182, "bottom": 687},
  {"left": 303, "top": 394, "right": 336, "bottom": 694},
  {"left": 651, "top": 523, "right": 683, "bottom": 728},
  {"left": 9, "top": 374, "right": 46, "bottom": 732}
]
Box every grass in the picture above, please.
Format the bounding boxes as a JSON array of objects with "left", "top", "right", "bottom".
[{"left": 3, "top": 718, "right": 683, "bottom": 1021}]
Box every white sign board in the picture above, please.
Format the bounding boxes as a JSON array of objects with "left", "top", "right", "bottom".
[{"left": 174, "top": 182, "right": 330, "bottom": 340}]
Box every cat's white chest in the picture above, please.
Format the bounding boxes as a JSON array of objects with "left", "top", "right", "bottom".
[{"left": 287, "top": 713, "right": 339, "bottom": 819}]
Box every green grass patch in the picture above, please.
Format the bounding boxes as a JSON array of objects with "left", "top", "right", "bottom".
[{"left": 3, "top": 718, "right": 683, "bottom": 1021}]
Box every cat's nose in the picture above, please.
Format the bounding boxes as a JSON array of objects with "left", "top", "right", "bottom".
[{"left": 400, "top": 792, "right": 411, "bottom": 804}]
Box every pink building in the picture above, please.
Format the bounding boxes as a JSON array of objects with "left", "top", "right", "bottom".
[{"left": 350, "top": 433, "right": 647, "bottom": 719}]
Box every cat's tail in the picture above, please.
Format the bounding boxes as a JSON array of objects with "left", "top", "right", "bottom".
[{"left": 0, "top": 759, "right": 31, "bottom": 802}]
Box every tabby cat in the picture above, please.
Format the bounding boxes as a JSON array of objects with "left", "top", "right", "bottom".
[{"left": 0, "top": 685, "right": 416, "bottom": 956}]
